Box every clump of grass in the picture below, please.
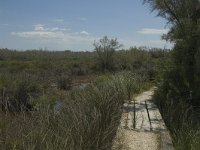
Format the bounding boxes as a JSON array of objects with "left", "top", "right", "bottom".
[
  {"left": 0, "top": 75, "right": 126, "bottom": 150},
  {"left": 1, "top": 73, "right": 153, "bottom": 149},
  {"left": 172, "top": 125, "right": 200, "bottom": 150},
  {"left": 95, "top": 72, "right": 153, "bottom": 102}
]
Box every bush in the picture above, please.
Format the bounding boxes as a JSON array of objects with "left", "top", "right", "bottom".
[
  {"left": 153, "top": 69, "right": 200, "bottom": 150},
  {"left": 94, "top": 36, "right": 122, "bottom": 72},
  {"left": 57, "top": 75, "right": 72, "bottom": 90},
  {"left": 0, "top": 77, "right": 41, "bottom": 111}
]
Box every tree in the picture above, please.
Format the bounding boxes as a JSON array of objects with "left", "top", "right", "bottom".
[
  {"left": 93, "top": 36, "right": 122, "bottom": 72},
  {"left": 144, "top": 0, "right": 200, "bottom": 104}
]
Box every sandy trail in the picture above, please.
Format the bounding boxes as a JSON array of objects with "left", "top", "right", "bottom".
[{"left": 113, "top": 88, "right": 174, "bottom": 150}]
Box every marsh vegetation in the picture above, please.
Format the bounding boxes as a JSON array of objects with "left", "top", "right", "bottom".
[
  {"left": 0, "top": 44, "right": 167, "bottom": 149},
  {"left": 0, "top": 0, "right": 200, "bottom": 149}
]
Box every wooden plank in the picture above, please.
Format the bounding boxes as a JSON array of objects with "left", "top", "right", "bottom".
[{"left": 113, "top": 89, "right": 174, "bottom": 150}]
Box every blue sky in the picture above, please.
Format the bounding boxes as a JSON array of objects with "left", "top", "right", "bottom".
[{"left": 0, "top": 0, "right": 171, "bottom": 51}]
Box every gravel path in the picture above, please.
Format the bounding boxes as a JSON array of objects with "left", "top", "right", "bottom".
[{"left": 113, "top": 88, "right": 174, "bottom": 150}]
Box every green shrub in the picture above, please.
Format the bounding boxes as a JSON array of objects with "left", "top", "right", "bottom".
[{"left": 0, "top": 77, "right": 41, "bottom": 111}]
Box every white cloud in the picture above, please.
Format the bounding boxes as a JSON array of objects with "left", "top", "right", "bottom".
[
  {"left": 137, "top": 28, "right": 169, "bottom": 35},
  {"left": 33, "top": 24, "right": 69, "bottom": 32},
  {"left": 12, "top": 25, "right": 86, "bottom": 38},
  {"left": 11, "top": 31, "right": 65, "bottom": 39},
  {"left": 11, "top": 25, "right": 96, "bottom": 50},
  {"left": 48, "top": 27, "right": 69, "bottom": 31},
  {"left": 11, "top": 24, "right": 71, "bottom": 39},
  {"left": 34, "top": 24, "right": 45, "bottom": 31},
  {"left": 10, "top": 25, "right": 172, "bottom": 50},
  {"left": 80, "top": 31, "right": 90, "bottom": 36}
]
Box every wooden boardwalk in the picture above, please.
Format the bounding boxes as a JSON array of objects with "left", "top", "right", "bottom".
[{"left": 113, "top": 89, "right": 174, "bottom": 150}]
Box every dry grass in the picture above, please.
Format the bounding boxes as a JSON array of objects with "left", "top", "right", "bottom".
[{"left": 0, "top": 73, "right": 152, "bottom": 150}]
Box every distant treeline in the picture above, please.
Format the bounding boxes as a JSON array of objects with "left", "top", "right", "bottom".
[{"left": 0, "top": 47, "right": 170, "bottom": 74}]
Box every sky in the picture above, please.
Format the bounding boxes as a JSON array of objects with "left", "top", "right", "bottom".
[{"left": 0, "top": 0, "right": 172, "bottom": 51}]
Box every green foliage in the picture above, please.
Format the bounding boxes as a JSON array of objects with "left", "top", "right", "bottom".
[
  {"left": 144, "top": 0, "right": 200, "bottom": 149},
  {"left": 95, "top": 72, "right": 153, "bottom": 101},
  {"left": 0, "top": 71, "right": 153, "bottom": 149},
  {"left": 0, "top": 47, "right": 168, "bottom": 78},
  {"left": 0, "top": 77, "right": 41, "bottom": 111},
  {"left": 94, "top": 36, "right": 122, "bottom": 72},
  {"left": 114, "top": 47, "right": 171, "bottom": 82},
  {"left": 0, "top": 47, "right": 165, "bottom": 112},
  {"left": 144, "top": 0, "right": 200, "bottom": 96},
  {"left": 0, "top": 75, "right": 125, "bottom": 149}
]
